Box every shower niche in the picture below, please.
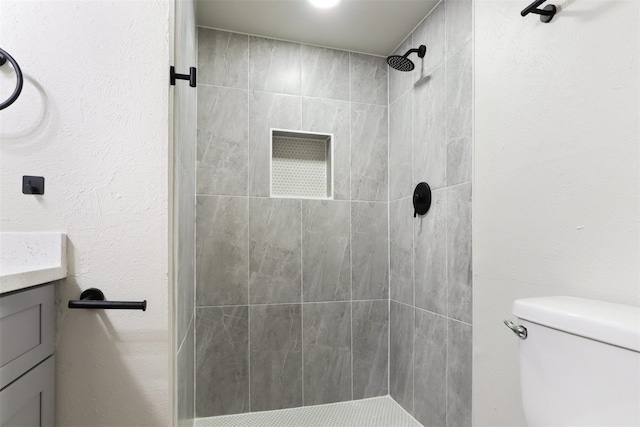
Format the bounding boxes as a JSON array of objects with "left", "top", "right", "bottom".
[{"left": 270, "top": 129, "right": 333, "bottom": 199}]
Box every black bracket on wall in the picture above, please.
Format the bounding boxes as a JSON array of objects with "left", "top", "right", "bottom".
[
  {"left": 521, "top": 0, "right": 557, "bottom": 23},
  {"left": 413, "top": 182, "right": 432, "bottom": 218},
  {"left": 22, "top": 176, "right": 44, "bottom": 195},
  {"left": 170, "top": 66, "right": 197, "bottom": 87}
]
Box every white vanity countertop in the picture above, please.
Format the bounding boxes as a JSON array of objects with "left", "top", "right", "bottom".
[{"left": 0, "top": 232, "right": 67, "bottom": 295}]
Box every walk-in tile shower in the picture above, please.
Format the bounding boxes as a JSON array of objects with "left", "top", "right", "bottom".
[{"left": 188, "top": 0, "right": 472, "bottom": 425}]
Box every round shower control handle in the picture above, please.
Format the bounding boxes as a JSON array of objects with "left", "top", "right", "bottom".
[
  {"left": 413, "top": 182, "right": 432, "bottom": 218},
  {"left": 504, "top": 320, "right": 528, "bottom": 339}
]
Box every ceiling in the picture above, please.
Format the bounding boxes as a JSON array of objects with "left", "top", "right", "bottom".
[{"left": 195, "top": 0, "right": 440, "bottom": 57}]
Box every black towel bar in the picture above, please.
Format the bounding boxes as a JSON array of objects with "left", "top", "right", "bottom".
[{"left": 68, "top": 288, "right": 147, "bottom": 311}]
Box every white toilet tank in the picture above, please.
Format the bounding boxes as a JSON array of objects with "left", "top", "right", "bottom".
[{"left": 512, "top": 296, "right": 640, "bottom": 427}]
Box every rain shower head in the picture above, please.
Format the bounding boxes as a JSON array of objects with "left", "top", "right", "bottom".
[{"left": 386, "top": 45, "right": 426, "bottom": 72}]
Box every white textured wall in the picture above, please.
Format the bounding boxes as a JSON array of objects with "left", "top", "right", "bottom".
[
  {"left": 473, "top": 0, "right": 639, "bottom": 425},
  {"left": 0, "top": 1, "right": 172, "bottom": 425}
]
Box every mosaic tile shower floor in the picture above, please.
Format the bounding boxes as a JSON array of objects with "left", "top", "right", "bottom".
[{"left": 195, "top": 396, "right": 423, "bottom": 427}]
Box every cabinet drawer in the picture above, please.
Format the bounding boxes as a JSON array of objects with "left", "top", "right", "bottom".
[
  {"left": 0, "top": 284, "right": 55, "bottom": 390},
  {"left": 0, "top": 356, "right": 55, "bottom": 427}
]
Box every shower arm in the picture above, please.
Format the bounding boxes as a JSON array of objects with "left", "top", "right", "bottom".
[
  {"left": 402, "top": 45, "right": 426, "bottom": 59},
  {"left": 403, "top": 48, "right": 421, "bottom": 58}
]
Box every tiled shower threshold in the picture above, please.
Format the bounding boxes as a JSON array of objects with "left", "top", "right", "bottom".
[{"left": 195, "top": 396, "right": 423, "bottom": 427}]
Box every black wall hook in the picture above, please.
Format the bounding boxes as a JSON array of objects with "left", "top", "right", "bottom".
[
  {"left": 22, "top": 176, "right": 44, "bottom": 195},
  {"left": 170, "top": 66, "right": 197, "bottom": 87},
  {"left": 521, "top": 0, "right": 557, "bottom": 23}
]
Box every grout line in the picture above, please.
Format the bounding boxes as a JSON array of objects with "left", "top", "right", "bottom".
[
  {"left": 247, "top": 33, "right": 252, "bottom": 413},
  {"left": 410, "top": 24, "right": 417, "bottom": 415},
  {"left": 300, "top": 199, "right": 305, "bottom": 407},
  {"left": 444, "top": 0, "right": 450, "bottom": 421},
  {"left": 197, "top": 24, "right": 387, "bottom": 59},
  {"left": 348, "top": 50, "right": 355, "bottom": 402},
  {"left": 199, "top": 81, "right": 381, "bottom": 107},
  {"left": 386, "top": 42, "right": 392, "bottom": 399},
  {"left": 193, "top": 193, "right": 408, "bottom": 203},
  {"left": 390, "top": 300, "right": 472, "bottom": 326},
  {"left": 192, "top": 21, "right": 199, "bottom": 421},
  {"left": 194, "top": 298, "right": 391, "bottom": 309}
]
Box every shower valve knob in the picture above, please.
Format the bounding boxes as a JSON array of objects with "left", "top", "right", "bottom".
[{"left": 413, "top": 182, "right": 432, "bottom": 218}]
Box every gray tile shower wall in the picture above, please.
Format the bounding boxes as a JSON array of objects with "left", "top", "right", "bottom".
[
  {"left": 301, "top": 200, "right": 351, "bottom": 302},
  {"left": 196, "top": 306, "right": 249, "bottom": 416},
  {"left": 195, "top": 28, "right": 389, "bottom": 417},
  {"left": 196, "top": 196, "right": 248, "bottom": 306},
  {"left": 388, "top": 0, "right": 473, "bottom": 426},
  {"left": 302, "top": 302, "right": 352, "bottom": 405},
  {"left": 352, "top": 300, "right": 389, "bottom": 399}
]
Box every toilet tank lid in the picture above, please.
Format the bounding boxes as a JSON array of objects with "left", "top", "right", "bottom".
[{"left": 513, "top": 296, "right": 640, "bottom": 352}]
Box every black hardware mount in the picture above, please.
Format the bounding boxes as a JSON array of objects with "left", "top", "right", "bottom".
[
  {"left": 22, "top": 176, "right": 44, "bottom": 195},
  {"left": 68, "top": 288, "right": 147, "bottom": 311},
  {"left": 521, "top": 0, "right": 557, "bottom": 23},
  {"left": 170, "top": 66, "right": 197, "bottom": 87},
  {"left": 413, "top": 182, "right": 432, "bottom": 218}
]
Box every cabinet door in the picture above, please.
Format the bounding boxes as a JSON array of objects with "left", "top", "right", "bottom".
[
  {"left": 0, "top": 284, "right": 55, "bottom": 389},
  {"left": 0, "top": 356, "right": 55, "bottom": 427}
]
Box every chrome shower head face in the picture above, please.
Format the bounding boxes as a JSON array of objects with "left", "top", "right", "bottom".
[
  {"left": 386, "top": 45, "right": 427, "bottom": 72},
  {"left": 387, "top": 55, "right": 415, "bottom": 72}
]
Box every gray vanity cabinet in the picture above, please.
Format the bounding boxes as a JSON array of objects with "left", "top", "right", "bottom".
[{"left": 0, "top": 284, "right": 55, "bottom": 426}]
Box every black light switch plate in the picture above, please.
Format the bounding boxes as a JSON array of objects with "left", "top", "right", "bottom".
[{"left": 23, "top": 176, "right": 45, "bottom": 195}]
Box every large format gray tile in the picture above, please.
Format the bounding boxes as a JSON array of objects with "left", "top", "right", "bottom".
[
  {"left": 249, "top": 198, "right": 301, "bottom": 304},
  {"left": 350, "top": 52, "right": 388, "bottom": 106},
  {"left": 413, "top": 63, "right": 446, "bottom": 190},
  {"left": 351, "top": 202, "right": 389, "bottom": 300},
  {"left": 389, "top": 37, "right": 415, "bottom": 104},
  {"left": 446, "top": 0, "right": 472, "bottom": 57},
  {"left": 447, "top": 320, "right": 472, "bottom": 427},
  {"left": 248, "top": 91, "right": 301, "bottom": 196},
  {"left": 351, "top": 103, "right": 388, "bottom": 202},
  {"left": 302, "top": 200, "right": 350, "bottom": 302},
  {"left": 196, "top": 306, "right": 249, "bottom": 417},
  {"left": 413, "top": 308, "right": 446, "bottom": 427},
  {"left": 198, "top": 28, "right": 248, "bottom": 89},
  {"left": 390, "top": 197, "right": 413, "bottom": 306},
  {"left": 414, "top": 188, "right": 447, "bottom": 315},
  {"left": 249, "top": 36, "right": 301, "bottom": 95},
  {"left": 303, "top": 302, "right": 352, "bottom": 405},
  {"left": 446, "top": 42, "right": 472, "bottom": 186},
  {"left": 196, "top": 196, "right": 248, "bottom": 306},
  {"left": 302, "top": 98, "right": 350, "bottom": 200},
  {"left": 250, "top": 304, "right": 303, "bottom": 412},
  {"left": 352, "top": 300, "right": 389, "bottom": 399},
  {"left": 197, "top": 86, "right": 248, "bottom": 196},
  {"left": 412, "top": 2, "right": 445, "bottom": 77},
  {"left": 447, "top": 183, "right": 472, "bottom": 323},
  {"left": 389, "top": 91, "right": 413, "bottom": 201},
  {"left": 389, "top": 301, "right": 414, "bottom": 414},
  {"left": 301, "top": 44, "right": 349, "bottom": 101}
]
